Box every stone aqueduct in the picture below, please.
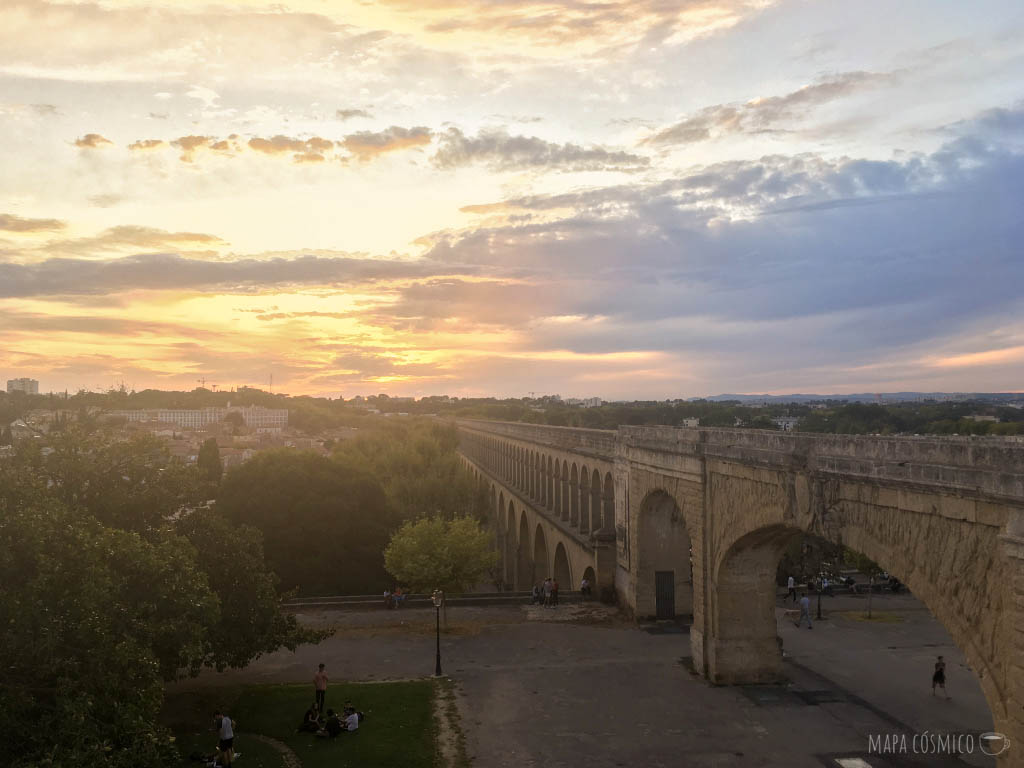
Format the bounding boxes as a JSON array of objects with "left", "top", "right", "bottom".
[{"left": 456, "top": 419, "right": 1024, "bottom": 763}]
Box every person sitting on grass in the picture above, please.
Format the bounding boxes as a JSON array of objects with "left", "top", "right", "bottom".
[
  {"left": 316, "top": 708, "right": 344, "bottom": 738},
  {"left": 298, "top": 703, "right": 320, "bottom": 733},
  {"left": 343, "top": 706, "right": 360, "bottom": 732}
]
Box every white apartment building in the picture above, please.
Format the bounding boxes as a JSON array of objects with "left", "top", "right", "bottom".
[
  {"left": 109, "top": 405, "right": 288, "bottom": 430},
  {"left": 7, "top": 378, "right": 39, "bottom": 395}
]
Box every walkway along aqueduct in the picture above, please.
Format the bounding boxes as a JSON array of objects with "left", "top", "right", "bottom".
[{"left": 456, "top": 419, "right": 1024, "bottom": 764}]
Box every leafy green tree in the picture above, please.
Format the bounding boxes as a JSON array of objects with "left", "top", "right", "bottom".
[
  {"left": 217, "top": 450, "right": 396, "bottom": 594},
  {"left": 334, "top": 420, "right": 489, "bottom": 522},
  {"left": 175, "top": 508, "right": 326, "bottom": 669},
  {"left": 30, "top": 427, "right": 201, "bottom": 534},
  {"left": 197, "top": 436, "right": 223, "bottom": 485},
  {"left": 383, "top": 517, "right": 498, "bottom": 595},
  {"left": 0, "top": 503, "right": 218, "bottom": 768}
]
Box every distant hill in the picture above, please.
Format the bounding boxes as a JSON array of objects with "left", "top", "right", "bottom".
[{"left": 698, "top": 392, "right": 1024, "bottom": 404}]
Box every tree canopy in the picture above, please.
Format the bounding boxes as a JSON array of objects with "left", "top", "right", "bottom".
[
  {"left": 384, "top": 516, "right": 498, "bottom": 594},
  {"left": 0, "top": 428, "right": 321, "bottom": 767},
  {"left": 217, "top": 449, "right": 397, "bottom": 594}
]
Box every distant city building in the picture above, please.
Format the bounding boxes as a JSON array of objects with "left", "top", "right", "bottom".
[
  {"left": 772, "top": 416, "right": 801, "bottom": 431},
  {"left": 682, "top": 417, "right": 700, "bottom": 428},
  {"left": 7, "top": 377, "right": 39, "bottom": 395},
  {"left": 968, "top": 414, "right": 1000, "bottom": 422},
  {"left": 108, "top": 405, "right": 288, "bottom": 430}
]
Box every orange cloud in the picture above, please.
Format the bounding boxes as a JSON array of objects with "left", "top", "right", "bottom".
[
  {"left": 341, "top": 126, "right": 432, "bottom": 162},
  {"left": 171, "top": 135, "right": 215, "bottom": 162},
  {"left": 128, "top": 139, "right": 166, "bottom": 151},
  {"left": 0, "top": 213, "right": 66, "bottom": 233},
  {"left": 75, "top": 133, "right": 113, "bottom": 148}
]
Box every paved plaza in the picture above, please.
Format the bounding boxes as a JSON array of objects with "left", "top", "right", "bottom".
[{"left": 174, "top": 593, "right": 997, "bottom": 767}]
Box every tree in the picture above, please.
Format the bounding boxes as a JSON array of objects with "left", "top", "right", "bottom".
[
  {"left": 197, "top": 437, "right": 223, "bottom": 485},
  {"left": 223, "top": 410, "right": 245, "bottom": 430},
  {"left": 844, "top": 548, "right": 885, "bottom": 618},
  {"left": 20, "top": 427, "right": 202, "bottom": 534},
  {"left": 176, "top": 508, "right": 326, "bottom": 670},
  {"left": 334, "top": 420, "right": 489, "bottom": 522},
  {"left": 217, "top": 450, "right": 396, "bottom": 594},
  {"left": 383, "top": 517, "right": 498, "bottom": 595},
  {"left": 0, "top": 429, "right": 321, "bottom": 762},
  {"left": 0, "top": 502, "right": 218, "bottom": 768}
]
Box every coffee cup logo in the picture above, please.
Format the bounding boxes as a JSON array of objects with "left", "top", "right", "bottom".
[{"left": 979, "top": 732, "right": 1010, "bottom": 756}]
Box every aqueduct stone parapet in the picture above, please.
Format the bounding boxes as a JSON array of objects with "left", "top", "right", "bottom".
[{"left": 456, "top": 419, "right": 1024, "bottom": 765}]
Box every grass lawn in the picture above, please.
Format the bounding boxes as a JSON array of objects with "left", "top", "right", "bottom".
[
  {"left": 172, "top": 729, "right": 285, "bottom": 768},
  {"left": 165, "top": 679, "right": 439, "bottom": 768}
]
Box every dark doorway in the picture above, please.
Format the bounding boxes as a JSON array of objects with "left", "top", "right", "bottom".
[{"left": 655, "top": 570, "right": 675, "bottom": 619}]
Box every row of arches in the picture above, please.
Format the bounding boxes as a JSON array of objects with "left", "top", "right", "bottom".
[
  {"left": 460, "top": 430, "right": 615, "bottom": 537},
  {"left": 494, "top": 488, "right": 593, "bottom": 591}
]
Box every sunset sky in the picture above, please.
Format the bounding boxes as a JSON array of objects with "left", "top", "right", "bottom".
[{"left": 2, "top": 0, "right": 1023, "bottom": 399}]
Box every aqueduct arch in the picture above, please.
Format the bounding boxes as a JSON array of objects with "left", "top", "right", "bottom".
[
  {"left": 635, "top": 490, "right": 694, "bottom": 619},
  {"left": 517, "top": 512, "right": 531, "bottom": 591},
  {"left": 553, "top": 542, "right": 572, "bottom": 590},
  {"left": 533, "top": 524, "right": 549, "bottom": 586}
]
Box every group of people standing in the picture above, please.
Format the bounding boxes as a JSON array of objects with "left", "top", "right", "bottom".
[
  {"left": 383, "top": 587, "right": 406, "bottom": 609},
  {"left": 531, "top": 577, "right": 560, "bottom": 606}
]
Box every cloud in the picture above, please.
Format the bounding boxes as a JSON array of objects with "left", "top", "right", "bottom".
[
  {"left": 0, "top": 213, "right": 65, "bottom": 233},
  {"left": 433, "top": 127, "right": 649, "bottom": 172},
  {"left": 337, "top": 109, "right": 372, "bottom": 121},
  {"left": 0, "top": 252, "right": 471, "bottom": 297},
  {"left": 128, "top": 139, "right": 166, "bottom": 151},
  {"left": 341, "top": 126, "right": 432, "bottom": 162},
  {"left": 645, "top": 71, "right": 894, "bottom": 146},
  {"left": 171, "top": 135, "right": 215, "bottom": 162},
  {"left": 372, "top": 0, "right": 774, "bottom": 54},
  {"left": 74, "top": 133, "right": 113, "bottom": 148},
  {"left": 248, "top": 135, "right": 335, "bottom": 163},
  {"left": 39, "top": 225, "right": 229, "bottom": 259},
  {"left": 412, "top": 112, "right": 1024, "bottom": 391}
]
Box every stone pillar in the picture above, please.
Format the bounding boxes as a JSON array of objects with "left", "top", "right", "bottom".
[{"left": 594, "top": 530, "right": 617, "bottom": 603}]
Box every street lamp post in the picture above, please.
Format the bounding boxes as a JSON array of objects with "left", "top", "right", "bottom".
[{"left": 431, "top": 590, "right": 444, "bottom": 677}]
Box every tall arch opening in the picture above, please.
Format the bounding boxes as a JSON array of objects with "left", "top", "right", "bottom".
[
  {"left": 637, "top": 490, "right": 693, "bottom": 619},
  {"left": 505, "top": 501, "right": 516, "bottom": 589},
  {"left": 590, "top": 468, "right": 602, "bottom": 531},
  {"left": 602, "top": 472, "right": 614, "bottom": 533},
  {"left": 582, "top": 566, "right": 596, "bottom": 596},
  {"left": 553, "top": 542, "right": 572, "bottom": 591},
  {"left": 517, "top": 512, "right": 531, "bottom": 591},
  {"left": 533, "top": 524, "right": 549, "bottom": 586},
  {"left": 579, "top": 465, "right": 590, "bottom": 534},
  {"left": 709, "top": 522, "right": 1006, "bottom": 740},
  {"left": 560, "top": 461, "right": 570, "bottom": 522},
  {"left": 569, "top": 464, "right": 579, "bottom": 527}
]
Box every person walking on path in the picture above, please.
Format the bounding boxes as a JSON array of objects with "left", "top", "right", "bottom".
[
  {"left": 551, "top": 579, "right": 559, "bottom": 606},
  {"left": 314, "top": 663, "right": 329, "bottom": 712},
  {"left": 932, "top": 656, "right": 949, "bottom": 698},
  {"left": 794, "top": 593, "right": 813, "bottom": 629},
  {"left": 786, "top": 575, "right": 797, "bottom": 603},
  {"left": 542, "top": 578, "right": 552, "bottom": 607}
]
